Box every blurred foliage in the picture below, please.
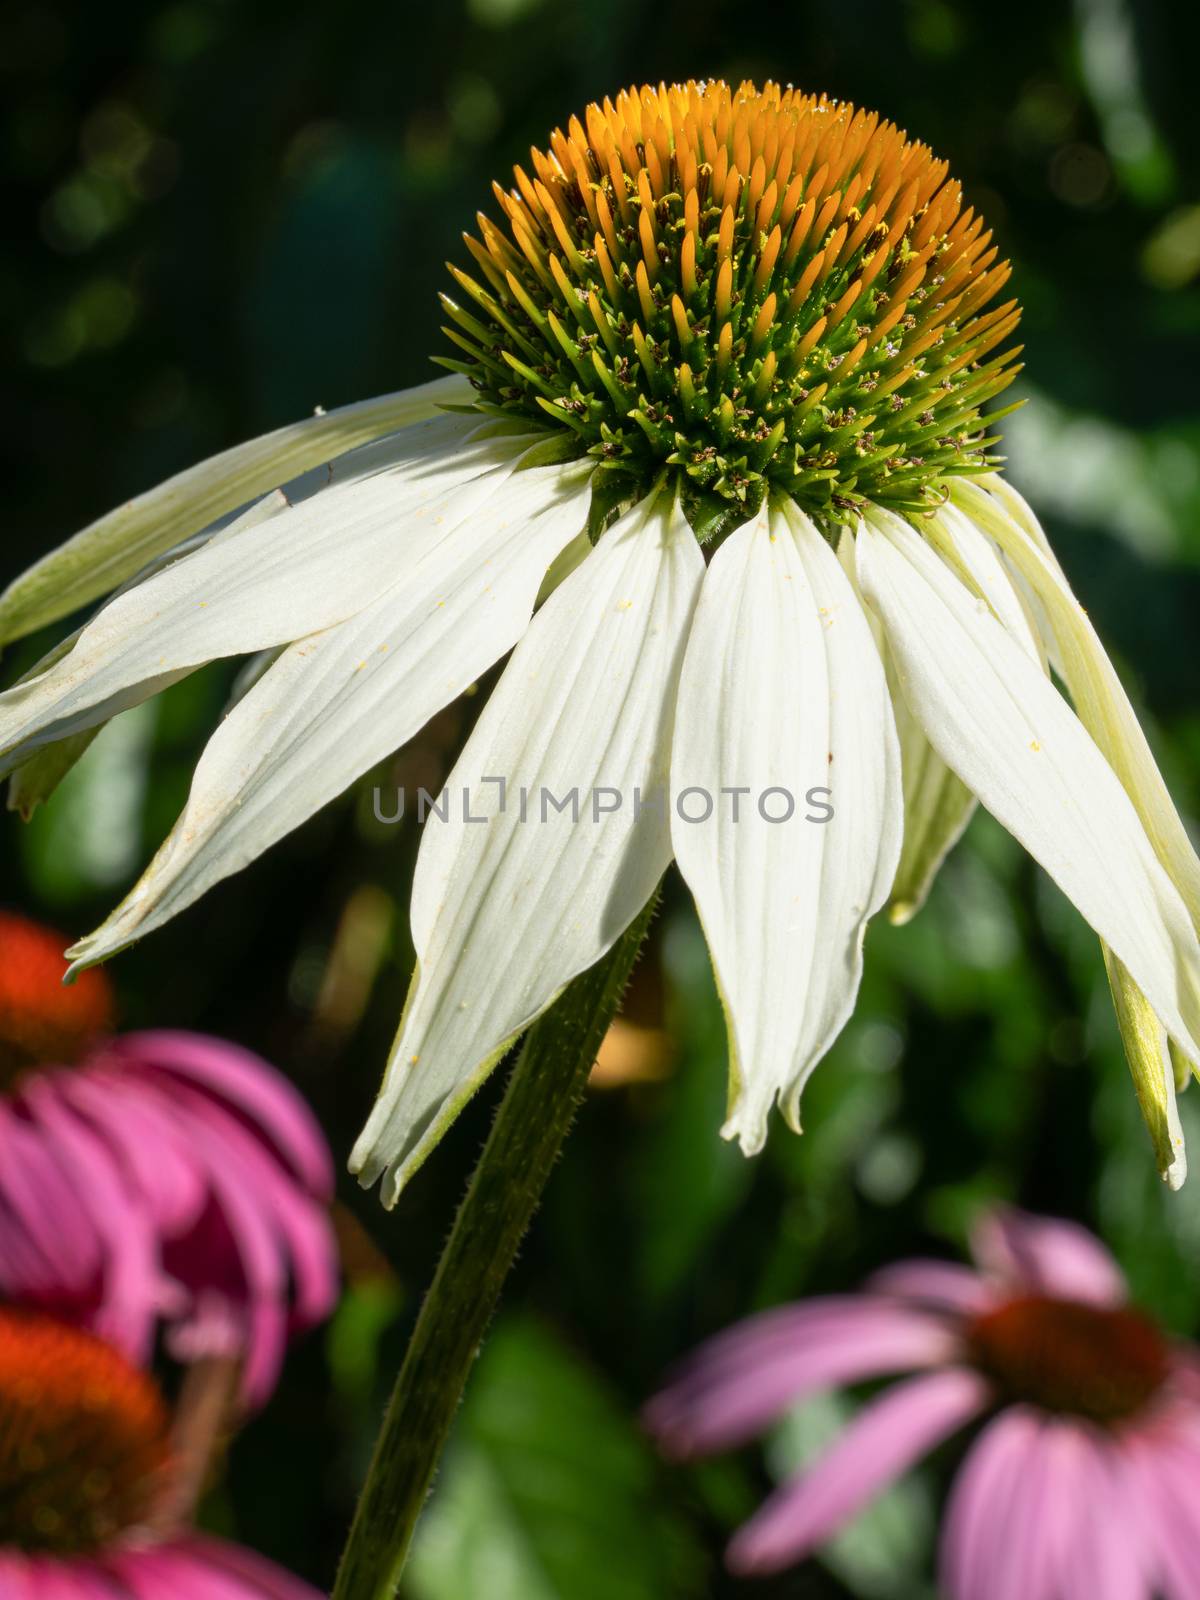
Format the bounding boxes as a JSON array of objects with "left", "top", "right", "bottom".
[
  {"left": 407, "top": 1316, "right": 704, "bottom": 1599},
  {"left": 3, "top": 0, "right": 1200, "bottom": 1594}
]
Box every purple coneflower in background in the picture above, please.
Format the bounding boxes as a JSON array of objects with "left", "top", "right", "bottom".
[
  {"left": 0, "top": 1305, "right": 320, "bottom": 1597},
  {"left": 647, "top": 1205, "right": 1200, "bottom": 1596},
  {"left": 0, "top": 911, "right": 337, "bottom": 1406}
]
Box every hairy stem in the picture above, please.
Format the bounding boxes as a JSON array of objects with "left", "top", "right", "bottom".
[{"left": 332, "top": 892, "right": 659, "bottom": 1600}]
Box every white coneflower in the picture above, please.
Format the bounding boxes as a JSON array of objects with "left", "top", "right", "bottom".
[{"left": 2, "top": 80, "right": 1198, "bottom": 1204}]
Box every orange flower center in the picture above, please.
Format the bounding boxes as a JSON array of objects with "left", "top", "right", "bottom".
[
  {"left": 0, "top": 1308, "right": 169, "bottom": 1554},
  {"left": 966, "top": 1294, "right": 1170, "bottom": 1424},
  {"left": 446, "top": 78, "right": 1019, "bottom": 528},
  {"left": 0, "top": 912, "right": 113, "bottom": 1089}
]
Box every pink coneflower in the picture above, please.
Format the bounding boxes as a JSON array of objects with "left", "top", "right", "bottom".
[
  {"left": 0, "top": 911, "right": 337, "bottom": 1406},
  {"left": 0, "top": 1305, "right": 320, "bottom": 1597},
  {"left": 647, "top": 1206, "right": 1200, "bottom": 1596}
]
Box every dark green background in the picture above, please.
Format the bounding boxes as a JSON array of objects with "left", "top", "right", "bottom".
[{"left": 3, "top": 0, "right": 1199, "bottom": 1593}]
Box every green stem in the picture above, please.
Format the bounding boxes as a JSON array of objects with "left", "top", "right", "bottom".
[{"left": 331, "top": 892, "right": 659, "bottom": 1600}]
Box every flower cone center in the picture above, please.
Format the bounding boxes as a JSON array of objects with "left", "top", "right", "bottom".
[
  {"left": 0, "top": 912, "right": 113, "bottom": 1091},
  {"left": 967, "top": 1294, "right": 1169, "bottom": 1424},
  {"left": 443, "top": 78, "right": 1020, "bottom": 531},
  {"left": 0, "top": 1308, "right": 170, "bottom": 1554}
]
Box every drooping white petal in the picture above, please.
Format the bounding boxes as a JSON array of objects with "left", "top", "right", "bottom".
[
  {"left": 836, "top": 529, "right": 977, "bottom": 924},
  {"left": 0, "top": 417, "right": 540, "bottom": 767},
  {"left": 0, "top": 373, "right": 471, "bottom": 646},
  {"left": 886, "top": 677, "right": 979, "bottom": 925},
  {"left": 1106, "top": 949, "right": 1187, "bottom": 1188},
  {"left": 64, "top": 456, "right": 593, "bottom": 970},
  {"left": 880, "top": 495, "right": 1049, "bottom": 919},
  {"left": 951, "top": 476, "right": 1200, "bottom": 1167},
  {"left": 2, "top": 493, "right": 292, "bottom": 808},
  {"left": 670, "top": 496, "right": 902, "bottom": 1155},
  {"left": 351, "top": 485, "right": 704, "bottom": 1203},
  {"left": 923, "top": 503, "right": 1045, "bottom": 668},
  {"left": 856, "top": 506, "right": 1200, "bottom": 1068},
  {"left": 951, "top": 475, "right": 1200, "bottom": 926}
]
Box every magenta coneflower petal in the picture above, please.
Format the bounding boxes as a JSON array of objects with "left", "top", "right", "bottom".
[
  {"left": 645, "top": 1297, "right": 959, "bottom": 1456},
  {"left": 170, "top": 1537, "right": 326, "bottom": 1599},
  {"left": 1055, "top": 1429, "right": 1146, "bottom": 1600},
  {"left": 941, "top": 1407, "right": 1044, "bottom": 1598},
  {"left": 940, "top": 1411, "right": 1148, "bottom": 1600},
  {"left": 0, "top": 1532, "right": 324, "bottom": 1597},
  {"left": 170, "top": 1088, "right": 337, "bottom": 1328},
  {"left": 27, "top": 1562, "right": 116, "bottom": 1600},
  {"left": 653, "top": 1206, "right": 1198, "bottom": 1591},
  {"left": 1008, "top": 1422, "right": 1084, "bottom": 1600},
  {"left": 961, "top": 1418, "right": 1105, "bottom": 1600},
  {"left": 17, "top": 1078, "right": 161, "bottom": 1360},
  {"left": 56, "top": 1559, "right": 130, "bottom": 1600},
  {"left": 727, "top": 1367, "right": 990, "bottom": 1576},
  {"left": 167, "top": 1131, "right": 289, "bottom": 1400},
  {"left": 0, "top": 991, "right": 337, "bottom": 1411},
  {"left": 148, "top": 1084, "right": 336, "bottom": 1403},
  {"left": 55, "top": 1072, "right": 208, "bottom": 1236},
  {"left": 0, "top": 1101, "right": 102, "bottom": 1288},
  {"left": 0, "top": 1558, "right": 52, "bottom": 1600},
  {"left": 112, "top": 1032, "right": 333, "bottom": 1199},
  {"left": 970, "top": 1205, "right": 1125, "bottom": 1306},
  {"left": 1125, "top": 1424, "right": 1200, "bottom": 1600},
  {"left": 866, "top": 1259, "right": 994, "bottom": 1316},
  {"left": 100, "top": 1538, "right": 322, "bottom": 1600},
  {"left": 108, "top": 1548, "right": 250, "bottom": 1600}
]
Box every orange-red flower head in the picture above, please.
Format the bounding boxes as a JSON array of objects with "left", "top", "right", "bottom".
[
  {"left": 0, "top": 1308, "right": 169, "bottom": 1554},
  {"left": 0, "top": 911, "right": 113, "bottom": 1085}
]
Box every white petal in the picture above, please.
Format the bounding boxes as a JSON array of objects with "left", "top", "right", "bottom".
[
  {"left": 887, "top": 673, "right": 978, "bottom": 925},
  {"left": 0, "top": 373, "right": 471, "bottom": 646},
  {"left": 952, "top": 475, "right": 1200, "bottom": 925},
  {"left": 1, "top": 493, "right": 292, "bottom": 804},
  {"left": 670, "top": 497, "right": 902, "bottom": 1155},
  {"left": 0, "top": 417, "right": 542, "bottom": 767},
  {"left": 856, "top": 506, "right": 1200, "bottom": 1063},
  {"left": 880, "top": 497, "right": 1046, "bottom": 921},
  {"left": 65, "top": 457, "right": 592, "bottom": 969},
  {"left": 351, "top": 486, "right": 704, "bottom": 1202},
  {"left": 925, "top": 503, "right": 1045, "bottom": 668},
  {"left": 953, "top": 475, "right": 1200, "bottom": 1161},
  {"left": 1106, "top": 949, "right": 1187, "bottom": 1189},
  {"left": 836, "top": 526, "right": 977, "bottom": 925}
]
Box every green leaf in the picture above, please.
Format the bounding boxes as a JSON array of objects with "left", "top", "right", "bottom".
[{"left": 407, "top": 1315, "right": 705, "bottom": 1600}]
